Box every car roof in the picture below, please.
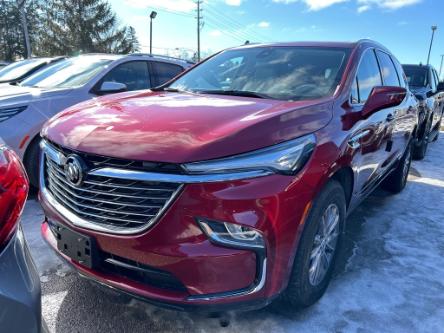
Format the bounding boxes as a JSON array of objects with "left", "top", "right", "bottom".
[
  {"left": 402, "top": 64, "right": 434, "bottom": 69},
  {"left": 228, "top": 39, "right": 393, "bottom": 53},
  {"left": 76, "top": 53, "right": 193, "bottom": 67}
]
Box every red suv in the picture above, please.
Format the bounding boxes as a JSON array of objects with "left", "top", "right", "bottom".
[{"left": 39, "top": 40, "right": 417, "bottom": 311}]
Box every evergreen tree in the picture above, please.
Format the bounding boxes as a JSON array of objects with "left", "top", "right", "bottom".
[
  {"left": 0, "top": 0, "right": 43, "bottom": 61},
  {"left": 38, "top": 0, "right": 139, "bottom": 56}
]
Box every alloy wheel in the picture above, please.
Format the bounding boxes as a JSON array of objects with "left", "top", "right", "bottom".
[{"left": 308, "top": 203, "right": 340, "bottom": 286}]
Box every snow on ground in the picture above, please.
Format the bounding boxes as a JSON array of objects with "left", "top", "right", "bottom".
[{"left": 21, "top": 136, "right": 444, "bottom": 333}]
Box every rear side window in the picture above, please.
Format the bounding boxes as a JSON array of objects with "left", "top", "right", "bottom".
[
  {"left": 354, "top": 49, "right": 382, "bottom": 104},
  {"left": 102, "top": 61, "right": 151, "bottom": 91},
  {"left": 376, "top": 50, "right": 400, "bottom": 87},
  {"left": 151, "top": 62, "right": 184, "bottom": 86},
  {"left": 390, "top": 56, "right": 407, "bottom": 88}
]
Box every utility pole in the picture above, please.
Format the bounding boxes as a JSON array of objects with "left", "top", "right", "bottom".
[
  {"left": 17, "top": 0, "right": 31, "bottom": 58},
  {"left": 196, "top": 1, "right": 203, "bottom": 62},
  {"left": 439, "top": 54, "right": 444, "bottom": 80},
  {"left": 427, "top": 25, "right": 438, "bottom": 65}
]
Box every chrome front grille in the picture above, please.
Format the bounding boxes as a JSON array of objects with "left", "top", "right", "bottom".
[{"left": 42, "top": 142, "right": 183, "bottom": 233}]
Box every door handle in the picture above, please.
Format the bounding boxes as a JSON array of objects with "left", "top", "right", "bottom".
[
  {"left": 348, "top": 130, "right": 371, "bottom": 149},
  {"left": 386, "top": 114, "right": 395, "bottom": 122}
]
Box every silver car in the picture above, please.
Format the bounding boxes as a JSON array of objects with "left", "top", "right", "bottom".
[
  {"left": 0, "top": 138, "right": 43, "bottom": 332},
  {"left": 0, "top": 53, "right": 192, "bottom": 186}
]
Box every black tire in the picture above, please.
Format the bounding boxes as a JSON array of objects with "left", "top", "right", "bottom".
[
  {"left": 412, "top": 119, "right": 430, "bottom": 160},
  {"left": 24, "top": 137, "right": 42, "bottom": 188},
  {"left": 382, "top": 142, "right": 412, "bottom": 194},
  {"left": 280, "top": 180, "right": 346, "bottom": 309},
  {"left": 432, "top": 119, "right": 441, "bottom": 142}
]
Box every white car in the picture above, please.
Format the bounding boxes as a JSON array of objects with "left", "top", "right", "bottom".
[{"left": 0, "top": 53, "right": 192, "bottom": 186}]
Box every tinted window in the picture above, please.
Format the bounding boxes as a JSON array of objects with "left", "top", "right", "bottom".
[
  {"left": 0, "top": 58, "right": 48, "bottom": 81},
  {"left": 376, "top": 51, "right": 400, "bottom": 87},
  {"left": 170, "top": 47, "right": 351, "bottom": 101},
  {"left": 22, "top": 57, "right": 112, "bottom": 88},
  {"left": 102, "top": 61, "right": 150, "bottom": 91},
  {"left": 403, "top": 66, "right": 428, "bottom": 88},
  {"left": 391, "top": 56, "right": 407, "bottom": 88},
  {"left": 151, "top": 62, "right": 184, "bottom": 86},
  {"left": 355, "top": 50, "right": 382, "bottom": 103}
]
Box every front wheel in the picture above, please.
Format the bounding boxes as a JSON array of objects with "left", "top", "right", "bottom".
[
  {"left": 281, "top": 180, "right": 346, "bottom": 309},
  {"left": 24, "top": 137, "right": 41, "bottom": 188}
]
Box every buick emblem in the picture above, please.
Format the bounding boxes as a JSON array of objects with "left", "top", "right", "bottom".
[{"left": 64, "top": 155, "right": 84, "bottom": 186}]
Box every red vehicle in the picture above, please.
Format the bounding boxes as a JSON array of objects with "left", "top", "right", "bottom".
[
  {"left": 39, "top": 40, "right": 417, "bottom": 311},
  {"left": 0, "top": 141, "right": 43, "bottom": 332}
]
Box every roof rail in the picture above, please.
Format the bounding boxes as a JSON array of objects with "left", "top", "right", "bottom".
[{"left": 129, "top": 53, "right": 195, "bottom": 64}]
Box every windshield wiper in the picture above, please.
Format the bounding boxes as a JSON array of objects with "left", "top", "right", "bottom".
[{"left": 195, "top": 90, "right": 271, "bottom": 99}]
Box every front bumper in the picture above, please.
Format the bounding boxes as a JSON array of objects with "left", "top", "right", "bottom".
[
  {"left": 39, "top": 142, "right": 316, "bottom": 309},
  {"left": 0, "top": 226, "right": 42, "bottom": 332}
]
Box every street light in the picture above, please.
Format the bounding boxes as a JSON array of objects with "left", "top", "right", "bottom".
[
  {"left": 149, "top": 11, "right": 157, "bottom": 55},
  {"left": 426, "top": 25, "right": 437, "bottom": 65}
]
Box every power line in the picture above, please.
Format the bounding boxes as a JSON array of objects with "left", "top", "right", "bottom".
[
  {"left": 205, "top": 22, "right": 245, "bottom": 44},
  {"left": 204, "top": 3, "right": 272, "bottom": 42},
  {"left": 205, "top": 19, "right": 251, "bottom": 44},
  {"left": 152, "top": 8, "right": 194, "bottom": 18}
]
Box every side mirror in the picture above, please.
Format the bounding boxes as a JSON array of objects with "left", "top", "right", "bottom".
[
  {"left": 361, "top": 86, "right": 407, "bottom": 118},
  {"left": 96, "top": 81, "right": 127, "bottom": 95},
  {"left": 437, "top": 82, "right": 444, "bottom": 92}
]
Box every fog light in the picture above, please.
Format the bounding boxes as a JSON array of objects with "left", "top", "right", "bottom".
[{"left": 197, "top": 218, "right": 265, "bottom": 250}]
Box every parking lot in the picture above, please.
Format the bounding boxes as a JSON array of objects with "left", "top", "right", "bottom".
[{"left": 20, "top": 134, "right": 444, "bottom": 333}]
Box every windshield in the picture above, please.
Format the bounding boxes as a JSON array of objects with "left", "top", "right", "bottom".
[
  {"left": 0, "top": 59, "right": 48, "bottom": 82},
  {"left": 403, "top": 66, "right": 429, "bottom": 88},
  {"left": 21, "top": 57, "right": 113, "bottom": 89},
  {"left": 170, "top": 46, "right": 350, "bottom": 101}
]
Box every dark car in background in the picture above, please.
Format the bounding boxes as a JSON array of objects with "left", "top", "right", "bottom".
[
  {"left": 39, "top": 40, "right": 418, "bottom": 311},
  {"left": 403, "top": 64, "right": 444, "bottom": 159},
  {"left": 0, "top": 139, "right": 42, "bottom": 332},
  {"left": 0, "top": 57, "right": 65, "bottom": 85}
]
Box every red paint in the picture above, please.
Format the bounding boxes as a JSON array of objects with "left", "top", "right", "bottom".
[
  {"left": 0, "top": 147, "right": 29, "bottom": 249},
  {"left": 40, "top": 40, "right": 418, "bottom": 310},
  {"left": 19, "top": 135, "right": 30, "bottom": 149}
]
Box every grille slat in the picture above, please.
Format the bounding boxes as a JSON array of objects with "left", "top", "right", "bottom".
[
  {"left": 48, "top": 181, "right": 157, "bottom": 219},
  {"left": 46, "top": 167, "right": 163, "bottom": 210},
  {"left": 44, "top": 143, "right": 182, "bottom": 231},
  {"left": 47, "top": 162, "right": 172, "bottom": 201}
]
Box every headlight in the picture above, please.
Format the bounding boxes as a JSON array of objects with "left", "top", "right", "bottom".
[
  {"left": 183, "top": 134, "right": 316, "bottom": 176},
  {"left": 0, "top": 106, "right": 27, "bottom": 123}
]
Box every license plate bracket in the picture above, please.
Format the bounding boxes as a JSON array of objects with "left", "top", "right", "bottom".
[{"left": 54, "top": 224, "right": 97, "bottom": 269}]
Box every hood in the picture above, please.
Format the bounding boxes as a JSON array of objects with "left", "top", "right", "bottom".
[
  {"left": 43, "top": 91, "right": 333, "bottom": 163},
  {"left": 0, "top": 85, "right": 73, "bottom": 106}
]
